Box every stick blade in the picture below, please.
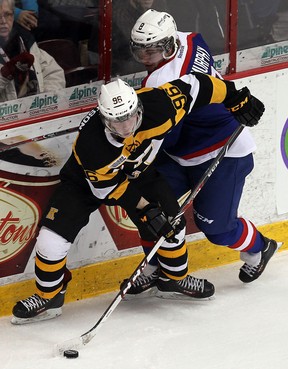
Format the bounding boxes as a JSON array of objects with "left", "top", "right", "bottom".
[
  {"left": 53, "top": 336, "right": 84, "bottom": 356},
  {"left": 53, "top": 331, "right": 95, "bottom": 356}
]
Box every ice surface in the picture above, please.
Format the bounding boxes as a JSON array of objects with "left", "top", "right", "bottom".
[{"left": 2, "top": 250, "right": 288, "bottom": 369}]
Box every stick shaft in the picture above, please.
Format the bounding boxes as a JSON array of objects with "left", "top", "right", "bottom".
[
  {"left": 55, "top": 124, "right": 244, "bottom": 354},
  {"left": 0, "top": 127, "right": 79, "bottom": 153},
  {"left": 85, "top": 125, "right": 245, "bottom": 334}
]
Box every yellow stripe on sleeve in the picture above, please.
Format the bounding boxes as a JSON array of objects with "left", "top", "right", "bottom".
[
  {"left": 135, "top": 118, "right": 173, "bottom": 142},
  {"left": 72, "top": 136, "right": 82, "bottom": 165},
  {"left": 210, "top": 76, "right": 228, "bottom": 104}
]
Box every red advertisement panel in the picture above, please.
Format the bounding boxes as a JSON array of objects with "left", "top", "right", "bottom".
[
  {"left": 0, "top": 136, "right": 67, "bottom": 278},
  {"left": 0, "top": 171, "right": 59, "bottom": 277}
]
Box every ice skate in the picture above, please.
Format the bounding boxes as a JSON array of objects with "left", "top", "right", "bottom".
[
  {"left": 121, "top": 265, "right": 159, "bottom": 300},
  {"left": 156, "top": 272, "right": 215, "bottom": 300},
  {"left": 239, "top": 237, "right": 282, "bottom": 283},
  {"left": 11, "top": 272, "right": 71, "bottom": 324}
]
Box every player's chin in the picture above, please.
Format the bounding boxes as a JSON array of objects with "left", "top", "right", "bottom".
[
  {"left": 145, "top": 64, "right": 157, "bottom": 73},
  {"left": 118, "top": 131, "right": 133, "bottom": 138},
  {"left": 122, "top": 133, "right": 133, "bottom": 138}
]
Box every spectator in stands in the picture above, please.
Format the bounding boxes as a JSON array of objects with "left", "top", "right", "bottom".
[
  {"left": 0, "top": 0, "right": 65, "bottom": 101},
  {"left": 242, "top": 0, "right": 281, "bottom": 45},
  {"left": 166, "top": 0, "right": 226, "bottom": 55},
  {"left": 14, "top": 0, "right": 38, "bottom": 32},
  {"left": 48, "top": 0, "right": 95, "bottom": 5},
  {"left": 35, "top": 0, "right": 97, "bottom": 42},
  {"left": 237, "top": 0, "right": 282, "bottom": 49},
  {"left": 111, "top": 0, "right": 168, "bottom": 75}
]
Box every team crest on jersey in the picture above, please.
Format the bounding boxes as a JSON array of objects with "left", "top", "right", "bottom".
[{"left": 126, "top": 139, "right": 140, "bottom": 153}]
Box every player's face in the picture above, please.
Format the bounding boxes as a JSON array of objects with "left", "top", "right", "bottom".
[
  {"left": 109, "top": 115, "right": 138, "bottom": 138},
  {"left": 132, "top": 47, "right": 164, "bottom": 72}
]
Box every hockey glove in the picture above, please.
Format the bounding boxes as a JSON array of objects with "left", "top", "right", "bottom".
[
  {"left": 224, "top": 87, "right": 265, "bottom": 127},
  {"left": 1, "top": 52, "right": 34, "bottom": 81},
  {"left": 138, "top": 203, "right": 177, "bottom": 243}
]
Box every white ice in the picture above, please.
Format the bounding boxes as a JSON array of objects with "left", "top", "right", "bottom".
[{"left": 2, "top": 250, "right": 288, "bottom": 369}]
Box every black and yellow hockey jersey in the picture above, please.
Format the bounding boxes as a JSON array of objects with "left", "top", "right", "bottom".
[{"left": 67, "top": 73, "right": 232, "bottom": 209}]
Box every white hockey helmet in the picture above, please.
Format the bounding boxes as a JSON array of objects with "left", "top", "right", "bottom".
[
  {"left": 98, "top": 79, "right": 143, "bottom": 138},
  {"left": 130, "top": 9, "right": 178, "bottom": 61}
]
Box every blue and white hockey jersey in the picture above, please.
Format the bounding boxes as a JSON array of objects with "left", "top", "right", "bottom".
[{"left": 142, "top": 32, "right": 256, "bottom": 166}]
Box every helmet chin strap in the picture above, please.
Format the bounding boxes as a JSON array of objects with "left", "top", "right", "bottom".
[{"left": 162, "top": 41, "right": 179, "bottom": 60}]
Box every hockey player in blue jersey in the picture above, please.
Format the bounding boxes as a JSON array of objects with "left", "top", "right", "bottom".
[{"left": 124, "top": 9, "right": 282, "bottom": 295}]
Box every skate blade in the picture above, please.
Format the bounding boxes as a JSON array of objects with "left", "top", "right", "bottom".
[
  {"left": 123, "top": 286, "right": 158, "bottom": 301},
  {"left": 155, "top": 290, "right": 215, "bottom": 301},
  {"left": 11, "top": 307, "right": 62, "bottom": 325}
]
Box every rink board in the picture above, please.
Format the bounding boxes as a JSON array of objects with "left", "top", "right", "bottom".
[{"left": 0, "top": 68, "right": 288, "bottom": 317}]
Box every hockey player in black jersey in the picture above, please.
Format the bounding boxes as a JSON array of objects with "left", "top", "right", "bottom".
[{"left": 11, "top": 73, "right": 264, "bottom": 324}]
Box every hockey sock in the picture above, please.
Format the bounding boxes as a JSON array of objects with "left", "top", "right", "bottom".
[{"left": 141, "top": 239, "right": 158, "bottom": 266}]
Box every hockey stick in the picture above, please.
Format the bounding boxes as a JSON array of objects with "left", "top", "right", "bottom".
[
  {"left": 54, "top": 124, "right": 245, "bottom": 356},
  {"left": 0, "top": 126, "right": 79, "bottom": 153}
]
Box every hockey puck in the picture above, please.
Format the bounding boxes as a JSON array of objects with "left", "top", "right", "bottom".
[{"left": 64, "top": 350, "right": 79, "bottom": 359}]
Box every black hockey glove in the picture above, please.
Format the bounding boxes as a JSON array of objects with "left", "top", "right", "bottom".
[
  {"left": 224, "top": 87, "right": 265, "bottom": 127},
  {"left": 138, "top": 203, "right": 177, "bottom": 243}
]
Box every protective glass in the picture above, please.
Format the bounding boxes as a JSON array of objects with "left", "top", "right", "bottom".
[
  {"left": 101, "top": 103, "right": 143, "bottom": 138},
  {"left": 130, "top": 44, "right": 164, "bottom": 64}
]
